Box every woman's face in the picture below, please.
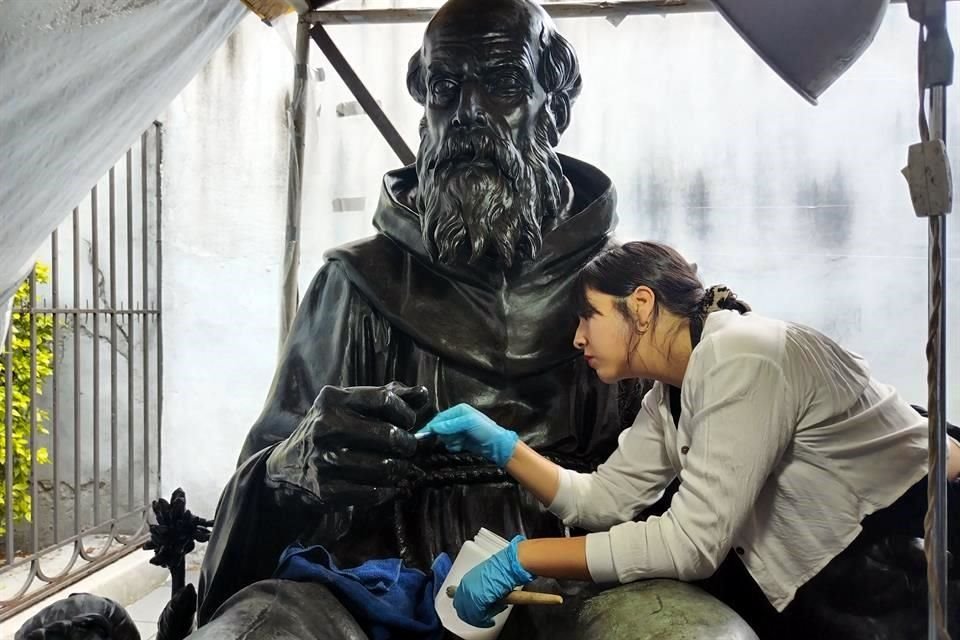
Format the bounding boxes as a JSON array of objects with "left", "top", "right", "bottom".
[{"left": 573, "top": 288, "right": 639, "bottom": 383}]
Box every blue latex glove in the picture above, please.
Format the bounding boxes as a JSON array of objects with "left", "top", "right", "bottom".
[
  {"left": 454, "top": 535, "right": 535, "bottom": 628},
  {"left": 416, "top": 404, "right": 519, "bottom": 467}
]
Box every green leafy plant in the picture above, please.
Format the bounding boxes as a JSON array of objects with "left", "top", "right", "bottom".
[{"left": 0, "top": 264, "right": 54, "bottom": 537}]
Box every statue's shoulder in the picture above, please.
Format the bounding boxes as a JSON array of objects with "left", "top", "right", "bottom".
[
  {"left": 325, "top": 233, "right": 404, "bottom": 273},
  {"left": 304, "top": 233, "right": 423, "bottom": 319},
  {"left": 321, "top": 234, "right": 409, "bottom": 295},
  {"left": 308, "top": 233, "right": 464, "bottom": 347},
  {"left": 293, "top": 235, "right": 402, "bottom": 313}
]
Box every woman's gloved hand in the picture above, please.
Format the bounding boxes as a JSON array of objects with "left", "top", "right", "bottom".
[
  {"left": 416, "top": 403, "right": 519, "bottom": 467},
  {"left": 454, "top": 535, "right": 535, "bottom": 628}
]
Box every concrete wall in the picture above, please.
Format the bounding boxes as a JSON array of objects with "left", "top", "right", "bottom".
[
  {"left": 159, "top": 18, "right": 292, "bottom": 519},
  {"left": 159, "top": 6, "right": 960, "bottom": 518}
]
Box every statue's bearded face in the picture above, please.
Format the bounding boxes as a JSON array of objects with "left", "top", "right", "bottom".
[{"left": 411, "top": 2, "right": 574, "bottom": 269}]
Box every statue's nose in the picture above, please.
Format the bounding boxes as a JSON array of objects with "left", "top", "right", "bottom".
[{"left": 451, "top": 82, "right": 487, "bottom": 129}]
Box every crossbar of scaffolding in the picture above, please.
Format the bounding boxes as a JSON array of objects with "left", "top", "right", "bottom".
[{"left": 304, "top": 0, "right": 951, "bottom": 25}]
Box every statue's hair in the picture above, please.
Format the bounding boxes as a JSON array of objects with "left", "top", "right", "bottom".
[
  {"left": 534, "top": 26, "right": 582, "bottom": 106},
  {"left": 405, "top": 21, "right": 582, "bottom": 137}
]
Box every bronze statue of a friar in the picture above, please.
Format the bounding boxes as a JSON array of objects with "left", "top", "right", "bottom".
[{"left": 189, "top": 1, "right": 755, "bottom": 638}]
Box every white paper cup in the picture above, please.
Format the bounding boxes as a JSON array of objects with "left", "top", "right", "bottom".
[{"left": 435, "top": 528, "right": 513, "bottom": 640}]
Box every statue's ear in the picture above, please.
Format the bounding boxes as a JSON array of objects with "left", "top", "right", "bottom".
[
  {"left": 406, "top": 49, "right": 427, "bottom": 106},
  {"left": 542, "top": 92, "right": 571, "bottom": 147},
  {"left": 550, "top": 92, "right": 572, "bottom": 136},
  {"left": 537, "top": 25, "right": 580, "bottom": 142}
]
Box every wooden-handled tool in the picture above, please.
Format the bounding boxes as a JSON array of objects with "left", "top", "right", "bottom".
[{"left": 445, "top": 585, "right": 563, "bottom": 606}]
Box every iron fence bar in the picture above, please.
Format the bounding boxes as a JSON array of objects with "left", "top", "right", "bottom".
[
  {"left": 30, "top": 309, "right": 159, "bottom": 315},
  {"left": 72, "top": 207, "right": 80, "bottom": 540},
  {"left": 113, "top": 512, "right": 149, "bottom": 544},
  {"left": 29, "top": 268, "right": 38, "bottom": 558},
  {"left": 76, "top": 523, "right": 117, "bottom": 563},
  {"left": 42, "top": 527, "right": 115, "bottom": 572},
  {"left": 109, "top": 168, "right": 119, "bottom": 525},
  {"left": 126, "top": 149, "right": 135, "bottom": 513},
  {"left": 0, "top": 535, "right": 147, "bottom": 622},
  {"left": 1, "top": 128, "right": 161, "bottom": 623},
  {"left": 1, "top": 507, "right": 150, "bottom": 572},
  {"left": 91, "top": 186, "right": 101, "bottom": 526},
  {"left": 155, "top": 121, "right": 164, "bottom": 492},
  {"left": 1, "top": 560, "right": 39, "bottom": 604},
  {"left": 4, "top": 316, "right": 14, "bottom": 565},
  {"left": 32, "top": 541, "right": 81, "bottom": 583},
  {"left": 51, "top": 229, "right": 59, "bottom": 544},
  {"left": 141, "top": 131, "right": 150, "bottom": 508}
]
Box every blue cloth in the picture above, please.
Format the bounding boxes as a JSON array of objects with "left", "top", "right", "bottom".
[{"left": 274, "top": 543, "right": 452, "bottom": 640}]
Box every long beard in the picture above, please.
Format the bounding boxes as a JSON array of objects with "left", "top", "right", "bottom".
[{"left": 415, "top": 111, "right": 564, "bottom": 269}]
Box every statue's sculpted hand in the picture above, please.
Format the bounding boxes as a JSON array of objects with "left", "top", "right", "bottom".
[{"left": 265, "top": 382, "right": 432, "bottom": 510}]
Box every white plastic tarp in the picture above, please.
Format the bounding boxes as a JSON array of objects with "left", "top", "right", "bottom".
[{"left": 0, "top": 0, "right": 248, "bottom": 343}]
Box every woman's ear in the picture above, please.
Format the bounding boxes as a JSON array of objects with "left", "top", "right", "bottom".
[{"left": 630, "top": 286, "right": 655, "bottom": 325}]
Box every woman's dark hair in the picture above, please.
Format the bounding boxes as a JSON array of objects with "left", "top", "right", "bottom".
[{"left": 573, "top": 241, "right": 750, "bottom": 333}]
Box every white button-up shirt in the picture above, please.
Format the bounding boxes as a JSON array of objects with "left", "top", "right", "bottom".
[{"left": 548, "top": 310, "right": 929, "bottom": 611}]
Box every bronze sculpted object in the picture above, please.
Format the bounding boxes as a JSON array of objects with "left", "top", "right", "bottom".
[{"left": 191, "top": 1, "right": 752, "bottom": 637}]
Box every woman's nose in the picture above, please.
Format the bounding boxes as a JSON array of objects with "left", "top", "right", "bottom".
[{"left": 573, "top": 322, "right": 587, "bottom": 350}]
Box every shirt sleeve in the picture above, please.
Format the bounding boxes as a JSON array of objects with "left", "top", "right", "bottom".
[
  {"left": 547, "top": 383, "right": 677, "bottom": 532},
  {"left": 594, "top": 355, "right": 795, "bottom": 583}
]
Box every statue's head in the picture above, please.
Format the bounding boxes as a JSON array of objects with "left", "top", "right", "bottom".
[
  {"left": 406, "top": 0, "right": 582, "bottom": 269},
  {"left": 14, "top": 593, "right": 139, "bottom": 640}
]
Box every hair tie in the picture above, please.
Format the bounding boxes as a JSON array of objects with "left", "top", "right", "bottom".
[{"left": 701, "top": 285, "right": 750, "bottom": 315}]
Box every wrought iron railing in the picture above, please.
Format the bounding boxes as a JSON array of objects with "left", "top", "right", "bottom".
[{"left": 0, "top": 123, "right": 163, "bottom": 621}]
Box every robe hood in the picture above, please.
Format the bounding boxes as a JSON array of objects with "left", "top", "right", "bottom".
[{"left": 325, "top": 155, "right": 619, "bottom": 377}]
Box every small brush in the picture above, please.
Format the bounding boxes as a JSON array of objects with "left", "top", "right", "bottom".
[{"left": 445, "top": 585, "right": 563, "bottom": 606}]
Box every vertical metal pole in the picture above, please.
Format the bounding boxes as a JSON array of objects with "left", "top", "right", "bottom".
[
  {"left": 72, "top": 208, "right": 80, "bottom": 537},
  {"left": 126, "top": 150, "right": 135, "bottom": 512},
  {"left": 141, "top": 132, "right": 150, "bottom": 508},
  {"left": 155, "top": 122, "right": 163, "bottom": 497},
  {"left": 4, "top": 305, "right": 14, "bottom": 562},
  {"left": 29, "top": 268, "right": 38, "bottom": 555},
  {"left": 91, "top": 186, "right": 101, "bottom": 526},
  {"left": 280, "top": 17, "right": 310, "bottom": 351},
  {"left": 51, "top": 229, "right": 59, "bottom": 543},
  {"left": 927, "top": 84, "right": 949, "bottom": 640},
  {"left": 109, "top": 167, "right": 118, "bottom": 524}
]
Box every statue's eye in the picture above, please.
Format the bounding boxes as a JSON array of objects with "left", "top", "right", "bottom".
[
  {"left": 490, "top": 74, "right": 525, "bottom": 96},
  {"left": 431, "top": 79, "right": 458, "bottom": 96}
]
